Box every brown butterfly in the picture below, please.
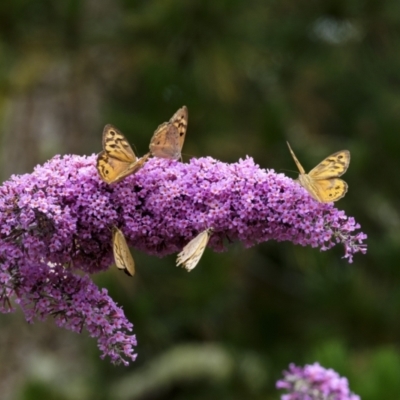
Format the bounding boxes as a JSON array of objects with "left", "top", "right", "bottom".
[
  {"left": 287, "top": 141, "right": 350, "bottom": 203},
  {"left": 149, "top": 106, "right": 188, "bottom": 160},
  {"left": 112, "top": 226, "right": 135, "bottom": 277},
  {"left": 97, "top": 124, "right": 150, "bottom": 184},
  {"left": 176, "top": 228, "right": 213, "bottom": 271}
]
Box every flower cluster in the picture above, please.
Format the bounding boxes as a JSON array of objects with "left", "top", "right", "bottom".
[
  {"left": 276, "top": 362, "right": 360, "bottom": 400},
  {"left": 0, "top": 154, "right": 367, "bottom": 364}
]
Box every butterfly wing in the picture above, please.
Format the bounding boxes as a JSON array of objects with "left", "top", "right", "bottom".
[
  {"left": 112, "top": 226, "right": 135, "bottom": 277},
  {"left": 171, "top": 106, "right": 188, "bottom": 151},
  {"left": 287, "top": 143, "right": 350, "bottom": 203},
  {"left": 97, "top": 152, "right": 132, "bottom": 184},
  {"left": 308, "top": 150, "right": 350, "bottom": 179},
  {"left": 103, "top": 124, "right": 137, "bottom": 163},
  {"left": 127, "top": 152, "right": 151, "bottom": 174},
  {"left": 311, "top": 178, "right": 348, "bottom": 202},
  {"left": 149, "top": 106, "right": 188, "bottom": 160},
  {"left": 176, "top": 228, "right": 212, "bottom": 271},
  {"left": 149, "top": 122, "right": 180, "bottom": 159},
  {"left": 115, "top": 153, "right": 151, "bottom": 183},
  {"left": 97, "top": 122, "right": 150, "bottom": 183},
  {"left": 286, "top": 142, "right": 306, "bottom": 175},
  {"left": 97, "top": 152, "right": 150, "bottom": 184}
]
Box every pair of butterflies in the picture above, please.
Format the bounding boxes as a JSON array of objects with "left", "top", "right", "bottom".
[
  {"left": 172, "top": 145, "right": 348, "bottom": 271},
  {"left": 112, "top": 226, "right": 213, "bottom": 277},
  {"left": 97, "top": 106, "right": 188, "bottom": 184},
  {"left": 173, "top": 147, "right": 350, "bottom": 271},
  {"left": 287, "top": 142, "right": 350, "bottom": 203}
]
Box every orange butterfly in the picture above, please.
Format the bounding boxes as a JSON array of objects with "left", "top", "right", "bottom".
[
  {"left": 149, "top": 106, "right": 188, "bottom": 160},
  {"left": 112, "top": 226, "right": 135, "bottom": 277},
  {"left": 287, "top": 142, "right": 350, "bottom": 202},
  {"left": 97, "top": 124, "right": 150, "bottom": 184}
]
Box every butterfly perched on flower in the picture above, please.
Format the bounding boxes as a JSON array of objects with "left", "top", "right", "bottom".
[
  {"left": 97, "top": 124, "right": 150, "bottom": 184},
  {"left": 149, "top": 106, "right": 188, "bottom": 160},
  {"left": 286, "top": 142, "right": 350, "bottom": 203},
  {"left": 112, "top": 226, "right": 135, "bottom": 277},
  {"left": 176, "top": 228, "right": 213, "bottom": 271}
]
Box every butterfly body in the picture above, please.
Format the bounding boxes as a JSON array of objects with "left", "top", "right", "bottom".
[
  {"left": 149, "top": 106, "right": 188, "bottom": 160},
  {"left": 176, "top": 228, "right": 213, "bottom": 271},
  {"left": 112, "top": 226, "right": 135, "bottom": 277},
  {"left": 287, "top": 142, "right": 350, "bottom": 203},
  {"left": 97, "top": 124, "right": 150, "bottom": 184}
]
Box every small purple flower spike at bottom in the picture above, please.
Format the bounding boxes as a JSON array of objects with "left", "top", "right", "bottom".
[
  {"left": 0, "top": 154, "right": 367, "bottom": 364},
  {"left": 276, "top": 362, "right": 360, "bottom": 400}
]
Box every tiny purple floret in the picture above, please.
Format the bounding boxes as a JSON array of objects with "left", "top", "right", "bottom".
[{"left": 0, "top": 155, "right": 367, "bottom": 364}]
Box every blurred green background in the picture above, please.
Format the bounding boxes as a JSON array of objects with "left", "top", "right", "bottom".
[{"left": 0, "top": 1, "right": 399, "bottom": 399}]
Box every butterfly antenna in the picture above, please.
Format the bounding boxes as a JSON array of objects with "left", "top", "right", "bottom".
[
  {"left": 131, "top": 143, "right": 139, "bottom": 155},
  {"left": 279, "top": 168, "right": 298, "bottom": 175},
  {"left": 181, "top": 151, "right": 198, "bottom": 159}
]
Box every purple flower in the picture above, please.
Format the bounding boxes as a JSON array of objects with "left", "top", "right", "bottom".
[
  {"left": 276, "top": 363, "right": 360, "bottom": 400},
  {"left": 0, "top": 154, "right": 367, "bottom": 364}
]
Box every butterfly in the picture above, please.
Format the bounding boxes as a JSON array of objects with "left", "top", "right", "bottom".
[
  {"left": 286, "top": 141, "right": 350, "bottom": 203},
  {"left": 149, "top": 106, "right": 188, "bottom": 160},
  {"left": 176, "top": 228, "right": 213, "bottom": 271},
  {"left": 97, "top": 124, "right": 151, "bottom": 184},
  {"left": 112, "top": 226, "right": 135, "bottom": 277}
]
